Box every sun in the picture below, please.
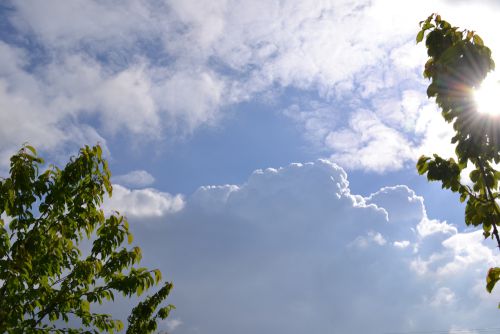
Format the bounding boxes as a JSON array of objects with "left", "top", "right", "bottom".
[{"left": 473, "top": 72, "right": 500, "bottom": 116}]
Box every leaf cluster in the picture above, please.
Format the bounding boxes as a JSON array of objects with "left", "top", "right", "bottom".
[
  {"left": 416, "top": 14, "right": 500, "bottom": 301},
  {"left": 0, "top": 145, "right": 173, "bottom": 333}
]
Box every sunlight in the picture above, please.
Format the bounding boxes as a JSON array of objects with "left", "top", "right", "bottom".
[{"left": 474, "top": 72, "right": 500, "bottom": 116}]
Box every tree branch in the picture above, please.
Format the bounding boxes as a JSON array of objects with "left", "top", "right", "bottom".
[{"left": 477, "top": 157, "right": 500, "bottom": 250}]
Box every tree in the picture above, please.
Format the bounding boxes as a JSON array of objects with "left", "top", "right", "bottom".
[
  {"left": 415, "top": 14, "right": 500, "bottom": 300},
  {"left": 0, "top": 145, "right": 174, "bottom": 333}
]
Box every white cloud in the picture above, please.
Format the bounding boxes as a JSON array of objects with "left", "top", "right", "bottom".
[
  {"left": 365, "top": 185, "right": 424, "bottom": 223},
  {"left": 417, "top": 217, "right": 458, "bottom": 238},
  {"left": 350, "top": 231, "right": 387, "bottom": 249},
  {"left": 448, "top": 329, "right": 479, "bottom": 334},
  {"left": 285, "top": 85, "right": 458, "bottom": 172},
  {"left": 113, "top": 170, "right": 155, "bottom": 188},
  {"left": 44, "top": 56, "right": 160, "bottom": 136},
  {"left": 10, "top": 0, "right": 160, "bottom": 51},
  {"left": 126, "top": 160, "right": 500, "bottom": 333},
  {"left": 3, "top": 0, "right": 500, "bottom": 172},
  {"left": 394, "top": 240, "right": 411, "bottom": 249},
  {"left": 283, "top": 103, "right": 340, "bottom": 148},
  {"left": 430, "top": 287, "right": 456, "bottom": 307},
  {"left": 3, "top": 2, "right": 500, "bottom": 332},
  {"left": 103, "top": 184, "right": 184, "bottom": 218},
  {"left": 158, "top": 318, "right": 183, "bottom": 333},
  {"left": 0, "top": 45, "right": 109, "bottom": 169},
  {"left": 0, "top": 1, "right": 228, "bottom": 163},
  {"left": 326, "top": 109, "right": 415, "bottom": 172},
  {"left": 437, "top": 231, "right": 498, "bottom": 276},
  {"left": 152, "top": 69, "right": 226, "bottom": 132},
  {"left": 0, "top": 45, "right": 226, "bottom": 169}
]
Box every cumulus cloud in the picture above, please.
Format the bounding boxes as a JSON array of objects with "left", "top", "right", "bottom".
[
  {"left": 126, "top": 160, "right": 500, "bottom": 333},
  {"left": 103, "top": 184, "right": 184, "bottom": 218}
]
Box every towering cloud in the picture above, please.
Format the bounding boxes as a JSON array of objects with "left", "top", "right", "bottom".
[{"left": 125, "top": 160, "right": 499, "bottom": 333}]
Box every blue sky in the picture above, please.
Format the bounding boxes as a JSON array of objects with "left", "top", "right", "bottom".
[{"left": 2, "top": 1, "right": 500, "bottom": 333}]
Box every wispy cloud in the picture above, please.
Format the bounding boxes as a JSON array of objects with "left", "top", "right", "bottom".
[
  {"left": 113, "top": 170, "right": 155, "bottom": 188},
  {"left": 4, "top": 0, "right": 492, "bottom": 172}
]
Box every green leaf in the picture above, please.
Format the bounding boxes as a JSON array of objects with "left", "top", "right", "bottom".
[
  {"left": 153, "top": 269, "right": 162, "bottom": 284},
  {"left": 25, "top": 145, "right": 37, "bottom": 156},
  {"left": 470, "top": 169, "right": 480, "bottom": 183},
  {"left": 473, "top": 34, "right": 484, "bottom": 46},
  {"left": 421, "top": 22, "right": 434, "bottom": 32},
  {"left": 416, "top": 156, "right": 430, "bottom": 175},
  {"left": 487, "top": 267, "right": 500, "bottom": 293},
  {"left": 426, "top": 82, "right": 437, "bottom": 98},
  {"left": 416, "top": 30, "right": 425, "bottom": 43},
  {"left": 81, "top": 300, "right": 90, "bottom": 313},
  {"left": 416, "top": 14, "right": 500, "bottom": 309},
  {"left": 0, "top": 144, "right": 173, "bottom": 333},
  {"left": 439, "top": 44, "right": 461, "bottom": 64}
]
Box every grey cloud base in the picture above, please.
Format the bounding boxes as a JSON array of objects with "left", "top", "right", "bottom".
[{"left": 124, "top": 160, "right": 500, "bottom": 334}]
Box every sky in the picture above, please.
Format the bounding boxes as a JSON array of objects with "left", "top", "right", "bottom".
[{"left": 2, "top": 0, "right": 500, "bottom": 333}]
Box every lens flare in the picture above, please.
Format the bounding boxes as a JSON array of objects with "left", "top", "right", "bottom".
[{"left": 474, "top": 73, "right": 500, "bottom": 116}]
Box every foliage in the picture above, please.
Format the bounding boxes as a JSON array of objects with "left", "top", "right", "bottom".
[
  {"left": 0, "top": 145, "right": 174, "bottom": 333},
  {"left": 415, "top": 14, "right": 500, "bottom": 300}
]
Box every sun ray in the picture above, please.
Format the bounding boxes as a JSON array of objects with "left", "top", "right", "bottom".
[{"left": 473, "top": 72, "right": 500, "bottom": 116}]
